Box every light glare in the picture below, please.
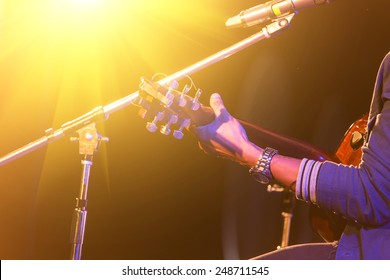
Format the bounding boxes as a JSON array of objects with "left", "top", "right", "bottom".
[{"left": 71, "top": 0, "right": 104, "bottom": 6}]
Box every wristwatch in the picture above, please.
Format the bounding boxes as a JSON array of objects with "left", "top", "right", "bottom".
[{"left": 249, "top": 147, "right": 278, "bottom": 184}]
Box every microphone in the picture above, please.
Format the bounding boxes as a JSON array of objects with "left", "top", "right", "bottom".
[{"left": 226, "top": 0, "right": 333, "bottom": 28}]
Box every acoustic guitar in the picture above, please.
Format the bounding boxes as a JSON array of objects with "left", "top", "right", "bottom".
[{"left": 135, "top": 77, "right": 368, "bottom": 242}]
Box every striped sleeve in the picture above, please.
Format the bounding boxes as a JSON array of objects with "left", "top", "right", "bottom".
[{"left": 295, "top": 158, "right": 324, "bottom": 204}]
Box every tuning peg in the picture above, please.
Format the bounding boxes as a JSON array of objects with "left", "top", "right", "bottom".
[
  {"left": 169, "top": 80, "right": 179, "bottom": 89},
  {"left": 160, "top": 114, "right": 178, "bottom": 135},
  {"left": 191, "top": 89, "right": 202, "bottom": 111},
  {"left": 164, "top": 80, "right": 179, "bottom": 107},
  {"left": 178, "top": 84, "right": 190, "bottom": 107},
  {"left": 173, "top": 118, "right": 191, "bottom": 140},
  {"left": 146, "top": 111, "right": 165, "bottom": 133}
]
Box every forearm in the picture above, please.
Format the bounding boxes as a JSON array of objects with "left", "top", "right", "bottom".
[{"left": 270, "top": 154, "right": 302, "bottom": 190}]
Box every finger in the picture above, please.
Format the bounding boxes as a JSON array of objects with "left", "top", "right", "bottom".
[{"left": 209, "top": 93, "right": 229, "bottom": 118}]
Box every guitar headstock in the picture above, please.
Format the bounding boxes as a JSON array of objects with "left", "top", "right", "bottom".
[{"left": 136, "top": 77, "right": 213, "bottom": 139}]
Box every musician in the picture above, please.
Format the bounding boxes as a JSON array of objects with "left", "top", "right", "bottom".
[{"left": 192, "top": 51, "right": 390, "bottom": 259}]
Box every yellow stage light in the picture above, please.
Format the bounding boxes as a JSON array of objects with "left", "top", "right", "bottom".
[{"left": 71, "top": 0, "right": 104, "bottom": 5}]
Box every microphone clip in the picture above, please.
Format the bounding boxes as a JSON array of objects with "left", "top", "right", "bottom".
[{"left": 262, "top": 13, "right": 295, "bottom": 37}]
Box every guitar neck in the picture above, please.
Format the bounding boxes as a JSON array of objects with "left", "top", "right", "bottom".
[
  {"left": 241, "top": 120, "right": 335, "bottom": 162},
  {"left": 192, "top": 104, "right": 335, "bottom": 162}
]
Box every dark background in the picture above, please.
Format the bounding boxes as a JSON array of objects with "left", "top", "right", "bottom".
[{"left": 0, "top": 0, "right": 389, "bottom": 259}]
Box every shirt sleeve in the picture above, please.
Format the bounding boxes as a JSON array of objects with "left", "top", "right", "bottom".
[{"left": 295, "top": 158, "right": 323, "bottom": 205}]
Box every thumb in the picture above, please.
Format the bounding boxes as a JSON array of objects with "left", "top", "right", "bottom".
[{"left": 209, "top": 93, "right": 228, "bottom": 118}]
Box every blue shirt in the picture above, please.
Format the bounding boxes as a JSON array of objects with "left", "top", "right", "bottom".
[{"left": 296, "top": 52, "right": 390, "bottom": 259}]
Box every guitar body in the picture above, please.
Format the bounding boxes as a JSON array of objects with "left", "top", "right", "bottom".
[{"left": 335, "top": 114, "right": 368, "bottom": 166}]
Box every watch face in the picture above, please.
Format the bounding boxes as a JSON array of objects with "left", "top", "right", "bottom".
[{"left": 250, "top": 170, "right": 269, "bottom": 184}]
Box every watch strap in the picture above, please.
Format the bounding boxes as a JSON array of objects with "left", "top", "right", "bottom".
[{"left": 249, "top": 147, "right": 278, "bottom": 183}]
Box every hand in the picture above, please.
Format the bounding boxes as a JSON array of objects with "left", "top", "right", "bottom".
[{"left": 192, "top": 93, "right": 262, "bottom": 166}]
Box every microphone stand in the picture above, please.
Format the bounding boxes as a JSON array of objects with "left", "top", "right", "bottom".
[
  {"left": 280, "top": 188, "right": 295, "bottom": 248},
  {"left": 0, "top": 14, "right": 295, "bottom": 259},
  {"left": 268, "top": 184, "right": 295, "bottom": 249},
  {"left": 69, "top": 123, "right": 108, "bottom": 260}
]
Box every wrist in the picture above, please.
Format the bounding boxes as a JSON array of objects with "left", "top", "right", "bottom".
[{"left": 242, "top": 143, "right": 263, "bottom": 167}]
